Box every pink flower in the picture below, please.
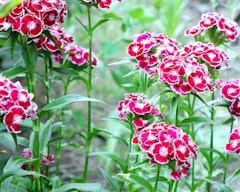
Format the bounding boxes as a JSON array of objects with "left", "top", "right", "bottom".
[
  {"left": 3, "top": 106, "right": 26, "bottom": 133},
  {"left": 117, "top": 93, "right": 164, "bottom": 122},
  {"left": 185, "top": 12, "right": 239, "bottom": 42},
  {"left": 0, "top": 76, "right": 37, "bottom": 133},
  {"left": 218, "top": 79, "right": 240, "bottom": 117},
  {"left": 225, "top": 128, "right": 240, "bottom": 154},
  {"left": 132, "top": 122, "right": 198, "bottom": 180},
  {"left": 230, "top": 99, "right": 240, "bottom": 117},
  {"left": 127, "top": 42, "right": 145, "bottom": 57}
]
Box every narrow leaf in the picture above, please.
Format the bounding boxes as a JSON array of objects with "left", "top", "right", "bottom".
[
  {"left": 89, "top": 152, "right": 125, "bottom": 171},
  {"left": 50, "top": 183, "right": 102, "bottom": 192},
  {"left": 0, "top": 0, "right": 23, "bottom": 17},
  {"left": 180, "top": 116, "right": 216, "bottom": 125},
  {"left": 42, "top": 94, "right": 104, "bottom": 111},
  {"left": 92, "top": 18, "right": 112, "bottom": 32},
  {"left": 1, "top": 66, "right": 26, "bottom": 79},
  {"left": 0, "top": 133, "right": 16, "bottom": 152},
  {"left": 203, "top": 178, "right": 233, "bottom": 192},
  {"left": 118, "top": 173, "right": 153, "bottom": 192},
  {"left": 99, "top": 167, "right": 119, "bottom": 191}
]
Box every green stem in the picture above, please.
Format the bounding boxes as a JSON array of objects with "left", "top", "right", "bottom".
[
  {"left": 223, "top": 120, "right": 234, "bottom": 183},
  {"left": 154, "top": 165, "right": 161, "bottom": 191},
  {"left": 206, "top": 89, "right": 215, "bottom": 192},
  {"left": 83, "top": 5, "right": 93, "bottom": 182},
  {"left": 119, "top": 129, "right": 134, "bottom": 192},
  {"left": 56, "top": 77, "right": 71, "bottom": 175},
  {"left": 21, "top": 40, "right": 40, "bottom": 191},
  {"left": 44, "top": 54, "right": 51, "bottom": 177},
  {"left": 173, "top": 180, "right": 179, "bottom": 192},
  {"left": 189, "top": 94, "right": 196, "bottom": 191}
]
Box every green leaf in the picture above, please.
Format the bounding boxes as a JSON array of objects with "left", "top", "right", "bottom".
[
  {"left": 89, "top": 152, "right": 126, "bottom": 172},
  {"left": 226, "top": 167, "right": 240, "bottom": 185},
  {"left": 50, "top": 183, "right": 102, "bottom": 192},
  {"left": 41, "top": 94, "right": 104, "bottom": 111},
  {"left": 180, "top": 116, "right": 216, "bottom": 125},
  {"left": 39, "top": 117, "right": 55, "bottom": 151},
  {"left": 129, "top": 8, "right": 144, "bottom": 19},
  {"left": 0, "top": 169, "right": 46, "bottom": 184},
  {"left": 222, "top": 117, "right": 235, "bottom": 125},
  {"left": 117, "top": 173, "right": 153, "bottom": 192},
  {"left": 0, "top": 0, "right": 23, "bottom": 17},
  {"left": 52, "top": 67, "right": 79, "bottom": 76},
  {"left": 99, "top": 167, "right": 119, "bottom": 191},
  {"left": 203, "top": 178, "right": 233, "bottom": 192},
  {"left": 92, "top": 18, "right": 112, "bottom": 32},
  {"left": 169, "top": 96, "right": 179, "bottom": 125},
  {"left": 0, "top": 132, "right": 16, "bottom": 152},
  {"left": 1, "top": 66, "right": 26, "bottom": 79},
  {"left": 199, "top": 148, "right": 225, "bottom": 161}
]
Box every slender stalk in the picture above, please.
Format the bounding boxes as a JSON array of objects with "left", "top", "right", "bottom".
[
  {"left": 154, "top": 165, "right": 161, "bottom": 191},
  {"left": 83, "top": 5, "right": 93, "bottom": 182},
  {"left": 206, "top": 89, "right": 215, "bottom": 192},
  {"left": 223, "top": 120, "right": 234, "bottom": 183},
  {"left": 173, "top": 180, "right": 179, "bottom": 192},
  {"left": 21, "top": 40, "right": 41, "bottom": 191},
  {"left": 189, "top": 94, "right": 196, "bottom": 192},
  {"left": 44, "top": 54, "right": 51, "bottom": 177},
  {"left": 119, "top": 128, "right": 134, "bottom": 192},
  {"left": 56, "top": 77, "right": 71, "bottom": 175}
]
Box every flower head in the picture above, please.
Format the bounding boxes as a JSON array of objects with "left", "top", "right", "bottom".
[
  {"left": 185, "top": 12, "right": 239, "bottom": 42},
  {"left": 132, "top": 122, "right": 198, "bottom": 180},
  {"left": 225, "top": 128, "right": 240, "bottom": 154},
  {"left": 0, "top": 76, "right": 37, "bottom": 133}
]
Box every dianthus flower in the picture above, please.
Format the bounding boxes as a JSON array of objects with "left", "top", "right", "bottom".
[
  {"left": 157, "top": 41, "right": 229, "bottom": 96},
  {"left": 0, "top": 76, "right": 37, "bottom": 133},
  {"left": 217, "top": 79, "right": 240, "bottom": 117},
  {"left": 127, "top": 31, "right": 229, "bottom": 96},
  {"left": 225, "top": 128, "right": 240, "bottom": 154},
  {"left": 81, "top": 0, "right": 123, "bottom": 10},
  {"left": 0, "top": 0, "right": 67, "bottom": 38},
  {"left": 35, "top": 24, "right": 98, "bottom": 67},
  {"left": 127, "top": 32, "right": 179, "bottom": 76},
  {"left": 21, "top": 148, "right": 54, "bottom": 174},
  {"left": 117, "top": 93, "right": 164, "bottom": 123},
  {"left": 132, "top": 122, "right": 198, "bottom": 180},
  {"left": 185, "top": 12, "right": 239, "bottom": 42}
]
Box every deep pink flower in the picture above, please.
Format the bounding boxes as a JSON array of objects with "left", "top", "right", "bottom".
[
  {"left": 225, "top": 128, "right": 240, "bottom": 154},
  {"left": 220, "top": 83, "right": 240, "bottom": 101},
  {"left": 3, "top": 106, "right": 27, "bottom": 133},
  {"left": 0, "top": 76, "right": 37, "bottom": 133},
  {"left": 185, "top": 12, "right": 239, "bottom": 42},
  {"left": 230, "top": 99, "right": 240, "bottom": 117},
  {"left": 132, "top": 122, "right": 198, "bottom": 180},
  {"left": 117, "top": 93, "right": 164, "bottom": 122},
  {"left": 127, "top": 42, "right": 145, "bottom": 57},
  {"left": 20, "top": 14, "right": 43, "bottom": 37}
]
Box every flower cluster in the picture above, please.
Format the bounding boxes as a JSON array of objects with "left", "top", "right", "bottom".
[
  {"left": 158, "top": 42, "right": 229, "bottom": 95},
  {"left": 217, "top": 79, "right": 240, "bottom": 117},
  {"left": 185, "top": 12, "right": 239, "bottom": 42},
  {"left": 0, "top": 0, "right": 67, "bottom": 38},
  {"left": 21, "top": 148, "right": 54, "bottom": 173},
  {"left": 127, "top": 31, "right": 229, "bottom": 96},
  {"left": 117, "top": 93, "right": 164, "bottom": 124},
  {"left": 225, "top": 128, "right": 240, "bottom": 154},
  {"left": 82, "top": 0, "right": 124, "bottom": 10},
  {"left": 132, "top": 122, "right": 198, "bottom": 180},
  {"left": 35, "top": 24, "right": 98, "bottom": 67},
  {"left": 0, "top": 76, "right": 37, "bottom": 133},
  {"left": 127, "top": 32, "right": 179, "bottom": 76}
]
